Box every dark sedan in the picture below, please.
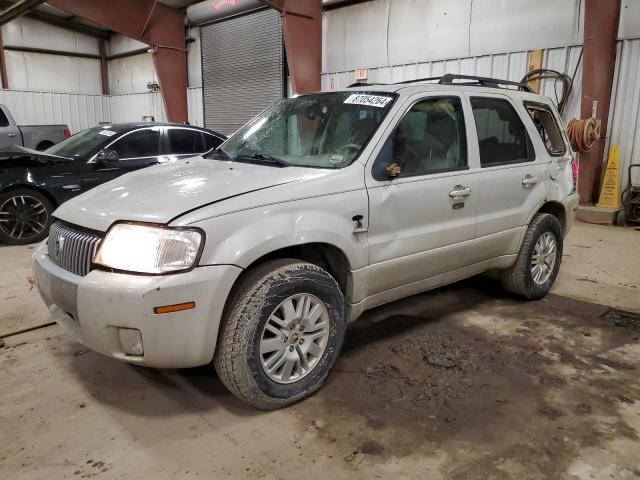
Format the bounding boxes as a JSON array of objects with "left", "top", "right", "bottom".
[{"left": 0, "top": 123, "right": 225, "bottom": 244}]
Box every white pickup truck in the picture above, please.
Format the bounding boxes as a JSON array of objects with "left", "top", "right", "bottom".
[{"left": 0, "top": 104, "right": 69, "bottom": 151}]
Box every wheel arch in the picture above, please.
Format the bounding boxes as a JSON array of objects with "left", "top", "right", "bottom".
[
  {"left": 234, "top": 242, "right": 351, "bottom": 296},
  {"left": 36, "top": 140, "right": 54, "bottom": 151},
  {"left": 536, "top": 200, "right": 566, "bottom": 233}
]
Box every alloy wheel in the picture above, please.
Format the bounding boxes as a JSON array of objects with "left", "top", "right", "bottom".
[
  {"left": 531, "top": 231, "right": 557, "bottom": 285},
  {"left": 259, "top": 293, "right": 330, "bottom": 384},
  {"left": 0, "top": 195, "right": 49, "bottom": 241}
]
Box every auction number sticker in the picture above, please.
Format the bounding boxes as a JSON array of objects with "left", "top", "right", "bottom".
[
  {"left": 344, "top": 94, "right": 393, "bottom": 108},
  {"left": 98, "top": 130, "right": 117, "bottom": 137}
]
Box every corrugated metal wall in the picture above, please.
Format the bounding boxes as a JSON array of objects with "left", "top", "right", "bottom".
[
  {"left": 607, "top": 39, "right": 640, "bottom": 189},
  {"left": 109, "top": 91, "right": 167, "bottom": 123},
  {"left": 322, "top": 46, "right": 583, "bottom": 122},
  {"left": 0, "top": 89, "right": 109, "bottom": 133}
]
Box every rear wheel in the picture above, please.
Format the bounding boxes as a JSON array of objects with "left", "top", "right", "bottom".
[
  {"left": 501, "top": 213, "right": 563, "bottom": 300},
  {"left": 214, "top": 259, "right": 345, "bottom": 410},
  {"left": 0, "top": 189, "right": 53, "bottom": 245}
]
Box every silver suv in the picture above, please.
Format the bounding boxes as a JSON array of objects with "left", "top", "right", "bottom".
[{"left": 33, "top": 74, "right": 579, "bottom": 409}]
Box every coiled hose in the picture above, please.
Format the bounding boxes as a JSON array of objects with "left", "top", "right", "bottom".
[{"left": 566, "top": 117, "right": 600, "bottom": 152}]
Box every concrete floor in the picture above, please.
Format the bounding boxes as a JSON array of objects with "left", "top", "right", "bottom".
[{"left": 1, "top": 221, "right": 639, "bottom": 479}]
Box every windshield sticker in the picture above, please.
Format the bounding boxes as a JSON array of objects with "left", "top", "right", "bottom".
[
  {"left": 329, "top": 154, "right": 343, "bottom": 165},
  {"left": 344, "top": 94, "right": 393, "bottom": 108},
  {"left": 98, "top": 130, "right": 117, "bottom": 137}
]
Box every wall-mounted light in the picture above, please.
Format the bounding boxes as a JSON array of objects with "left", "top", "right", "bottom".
[{"left": 147, "top": 81, "right": 160, "bottom": 92}]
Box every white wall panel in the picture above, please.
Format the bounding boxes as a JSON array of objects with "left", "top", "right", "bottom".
[
  {"left": 108, "top": 54, "right": 157, "bottom": 95},
  {"left": 607, "top": 39, "right": 640, "bottom": 190},
  {"left": 619, "top": 0, "right": 640, "bottom": 40},
  {"left": 5, "top": 51, "right": 102, "bottom": 95},
  {"left": 0, "top": 89, "right": 110, "bottom": 133},
  {"left": 323, "top": 0, "right": 389, "bottom": 72},
  {"left": 108, "top": 34, "right": 147, "bottom": 56},
  {"left": 187, "top": 87, "right": 204, "bottom": 127},
  {"left": 387, "top": 0, "right": 471, "bottom": 65},
  {"left": 323, "top": 0, "right": 584, "bottom": 72},
  {"left": 1, "top": 17, "right": 99, "bottom": 55},
  {"left": 188, "top": 27, "right": 202, "bottom": 88},
  {"left": 469, "top": 0, "right": 582, "bottom": 56},
  {"left": 108, "top": 92, "right": 167, "bottom": 124}
]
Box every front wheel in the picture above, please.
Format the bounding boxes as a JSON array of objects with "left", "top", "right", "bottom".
[
  {"left": 214, "top": 259, "right": 346, "bottom": 410},
  {"left": 0, "top": 189, "right": 53, "bottom": 245},
  {"left": 501, "top": 213, "right": 563, "bottom": 300}
]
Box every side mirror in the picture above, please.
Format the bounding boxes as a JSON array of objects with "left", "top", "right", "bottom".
[{"left": 96, "top": 149, "right": 119, "bottom": 163}]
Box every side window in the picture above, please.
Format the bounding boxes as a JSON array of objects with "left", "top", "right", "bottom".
[
  {"left": 525, "top": 103, "right": 566, "bottom": 156},
  {"left": 111, "top": 129, "right": 160, "bottom": 159},
  {"left": 203, "top": 133, "right": 223, "bottom": 151},
  {"left": 167, "top": 128, "right": 201, "bottom": 155},
  {"left": 374, "top": 97, "right": 467, "bottom": 179},
  {"left": 0, "top": 109, "right": 9, "bottom": 127},
  {"left": 470, "top": 97, "right": 533, "bottom": 167}
]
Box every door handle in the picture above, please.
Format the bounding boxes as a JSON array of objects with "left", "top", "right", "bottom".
[
  {"left": 449, "top": 185, "right": 472, "bottom": 198},
  {"left": 522, "top": 175, "right": 538, "bottom": 186},
  {"left": 7, "top": 133, "right": 16, "bottom": 137}
]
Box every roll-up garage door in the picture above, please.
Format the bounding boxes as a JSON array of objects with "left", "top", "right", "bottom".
[{"left": 201, "top": 8, "right": 284, "bottom": 136}]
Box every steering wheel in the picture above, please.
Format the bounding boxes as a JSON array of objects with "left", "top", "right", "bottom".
[{"left": 340, "top": 143, "right": 362, "bottom": 154}]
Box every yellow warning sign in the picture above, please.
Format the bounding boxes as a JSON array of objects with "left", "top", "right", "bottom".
[{"left": 596, "top": 145, "right": 621, "bottom": 209}]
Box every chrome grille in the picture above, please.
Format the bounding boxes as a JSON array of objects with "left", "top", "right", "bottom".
[{"left": 47, "top": 221, "right": 103, "bottom": 277}]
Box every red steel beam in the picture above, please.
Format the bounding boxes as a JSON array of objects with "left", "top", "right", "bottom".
[
  {"left": 263, "top": 0, "right": 322, "bottom": 94},
  {"left": 579, "top": 0, "right": 622, "bottom": 205},
  {"left": 0, "top": 27, "right": 9, "bottom": 89},
  {"left": 48, "top": 0, "right": 188, "bottom": 123}
]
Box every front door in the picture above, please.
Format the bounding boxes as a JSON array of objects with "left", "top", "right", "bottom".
[{"left": 365, "top": 94, "right": 481, "bottom": 299}]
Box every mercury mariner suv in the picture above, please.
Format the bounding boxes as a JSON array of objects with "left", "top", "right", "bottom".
[{"left": 33, "top": 74, "right": 579, "bottom": 409}]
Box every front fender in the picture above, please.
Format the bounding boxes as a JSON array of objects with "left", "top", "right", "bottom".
[{"left": 190, "top": 189, "right": 370, "bottom": 271}]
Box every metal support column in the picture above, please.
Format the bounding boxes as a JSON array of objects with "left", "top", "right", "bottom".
[
  {"left": 49, "top": 0, "right": 188, "bottom": 123},
  {"left": 579, "top": 0, "right": 622, "bottom": 205},
  {"left": 262, "top": 0, "right": 322, "bottom": 94}
]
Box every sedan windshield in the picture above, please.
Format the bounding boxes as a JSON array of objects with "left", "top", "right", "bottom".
[
  {"left": 217, "top": 92, "right": 396, "bottom": 168},
  {"left": 45, "top": 126, "right": 127, "bottom": 158}
]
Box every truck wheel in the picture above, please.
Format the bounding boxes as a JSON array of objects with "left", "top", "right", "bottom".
[
  {"left": 501, "top": 213, "right": 563, "bottom": 300},
  {"left": 0, "top": 189, "right": 53, "bottom": 245},
  {"left": 214, "top": 259, "right": 345, "bottom": 410}
]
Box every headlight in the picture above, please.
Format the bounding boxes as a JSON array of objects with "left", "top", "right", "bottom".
[{"left": 94, "top": 223, "right": 203, "bottom": 274}]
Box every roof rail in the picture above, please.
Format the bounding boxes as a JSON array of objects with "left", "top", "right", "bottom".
[{"left": 395, "top": 74, "right": 532, "bottom": 92}]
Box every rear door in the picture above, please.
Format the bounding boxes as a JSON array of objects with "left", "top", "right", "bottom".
[
  {"left": 365, "top": 93, "right": 482, "bottom": 297},
  {"left": 468, "top": 94, "right": 548, "bottom": 258}
]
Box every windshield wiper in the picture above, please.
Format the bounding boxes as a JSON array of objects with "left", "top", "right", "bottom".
[
  {"left": 205, "top": 147, "right": 231, "bottom": 160},
  {"left": 235, "top": 153, "right": 290, "bottom": 167}
]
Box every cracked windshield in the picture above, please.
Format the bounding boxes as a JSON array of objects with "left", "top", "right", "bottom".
[{"left": 217, "top": 92, "right": 396, "bottom": 168}]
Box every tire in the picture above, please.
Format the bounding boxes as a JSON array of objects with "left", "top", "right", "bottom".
[
  {"left": 214, "top": 259, "right": 346, "bottom": 410},
  {"left": 0, "top": 188, "right": 54, "bottom": 245},
  {"left": 501, "top": 213, "right": 563, "bottom": 300}
]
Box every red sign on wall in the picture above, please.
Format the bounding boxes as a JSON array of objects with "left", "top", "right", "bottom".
[
  {"left": 355, "top": 69, "right": 368, "bottom": 81},
  {"left": 213, "top": 0, "right": 238, "bottom": 10}
]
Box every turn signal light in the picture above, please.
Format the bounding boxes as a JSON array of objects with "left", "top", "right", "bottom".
[{"left": 153, "top": 302, "right": 196, "bottom": 315}]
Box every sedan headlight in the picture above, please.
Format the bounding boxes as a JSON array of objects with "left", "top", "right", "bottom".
[{"left": 94, "top": 223, "right": 203, "bottom": 274}]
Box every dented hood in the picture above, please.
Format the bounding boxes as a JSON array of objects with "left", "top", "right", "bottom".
[{"left": 53, "top": 157, "right": 330, "bottom": 232}]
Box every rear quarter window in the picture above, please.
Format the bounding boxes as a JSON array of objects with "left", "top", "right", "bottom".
[{"left": 524, "top": 102, "right": 567, "bottom": 156}]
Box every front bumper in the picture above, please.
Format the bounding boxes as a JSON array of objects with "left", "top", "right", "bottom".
[{"left": 32, "top": 243, "right": 241, "bottom": 368}]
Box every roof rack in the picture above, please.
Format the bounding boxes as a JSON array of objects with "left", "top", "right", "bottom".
[{"left": 395, "top": 74, "right": 532, "bottom": 92}]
